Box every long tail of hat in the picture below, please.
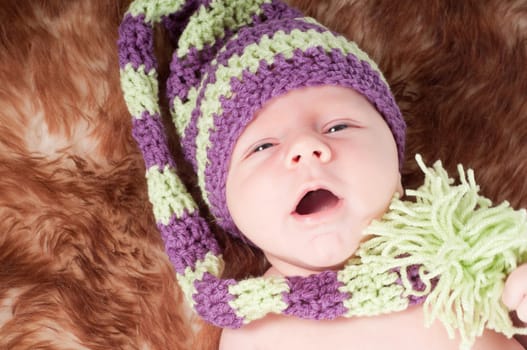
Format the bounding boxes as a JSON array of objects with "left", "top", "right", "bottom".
[{"left": 118, "top": 0, "right": 244, "bottom": 327}]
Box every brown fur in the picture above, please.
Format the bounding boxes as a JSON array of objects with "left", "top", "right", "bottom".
[
  {"left": 1, "top": 0, "right": 526, "bottom": 349},
  {"left": 0, "top": 1, "right": 193, "bottom": 349}
]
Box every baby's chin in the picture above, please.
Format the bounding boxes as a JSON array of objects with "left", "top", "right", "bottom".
[
  {"left": 264, "top": 253, "right": 353, "bottom": 277},
  {"left": 306, "top": 239, "right": 358, "bottom": 267}
]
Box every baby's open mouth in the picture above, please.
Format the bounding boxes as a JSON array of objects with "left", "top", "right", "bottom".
[{"left": 295, "top": 189, "right": 340, "bottom": 215}]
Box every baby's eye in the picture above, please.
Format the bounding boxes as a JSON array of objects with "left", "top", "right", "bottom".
[
  {"left": 326, "top": 123, "right": 349, "bottom": 133},
  {"left": 252, "top": 142, "right": 274, "bottom": 153}
]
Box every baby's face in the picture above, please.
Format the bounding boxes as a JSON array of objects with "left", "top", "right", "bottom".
[{"left": 226, "top": 85, "right": 402, "bottom": 276}]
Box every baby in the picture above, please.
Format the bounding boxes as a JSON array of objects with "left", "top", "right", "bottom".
[
  {"left": 221, "top": 85, "right": 527, "bottom": 350},
  {"left": 118, "top": 0, "right": 527, "bottom": 348}
]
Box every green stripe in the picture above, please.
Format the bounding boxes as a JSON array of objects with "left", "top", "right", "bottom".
[
  {"left": 120, "top": 65, "right": 160, "bottom": 118},
  {"left": 127, "top": 0, "right": 185, "bottom": 23},
  {"left": 171, "top": 87, "right": 199, "bottom": 138},
  {"left": 194, "top": 26, "right": 386, "bottom": 206},
  {"left": 337, "top": 259, "right": 407, "bottom": 317},
  {"left": 176, "top": 0, "right": 272, "bottom": 58},
  {"left": 146, "top": 164, "right": 197, "bottom": 225},
  {"left": 177, "top": 252, "right": 224, "bottom": 307},
  {"left": 228, "top": 276, "right": 289, "bottom": 322}
]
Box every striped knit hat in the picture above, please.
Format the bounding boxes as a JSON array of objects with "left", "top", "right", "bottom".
[
  {"left": 118, "top": 0, "right": 406, "bottom": 327},
  {"left": 119, "top": 0, "right": 405, "bottom": 238}
]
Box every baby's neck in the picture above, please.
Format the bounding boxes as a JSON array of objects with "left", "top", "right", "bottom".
[{"left": 263, "top": 260, "right": 347, "bottom": 277}]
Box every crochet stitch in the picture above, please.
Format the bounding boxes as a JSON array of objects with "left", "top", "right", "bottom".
[{"left": 118, "top": 0, "right": 527, "bottom": 348}]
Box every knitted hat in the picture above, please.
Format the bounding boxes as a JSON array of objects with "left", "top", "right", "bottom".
[
  {"left": 119, "top": 0, "right": 406, "bottom": 238},
  {"left": 118, "top": 0, "right": 407, "bottom": 328}
]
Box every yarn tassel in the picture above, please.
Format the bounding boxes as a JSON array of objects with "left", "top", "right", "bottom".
[{"left": 360, "top": 154, "right": 527, "bottom": 349}]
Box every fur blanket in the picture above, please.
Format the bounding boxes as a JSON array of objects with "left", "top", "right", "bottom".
[{"left": 0, "top": 0, "right": 525, "bottom": 349}]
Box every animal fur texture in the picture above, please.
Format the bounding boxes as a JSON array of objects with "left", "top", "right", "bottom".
[{"left": 0, "top": 0, "right": 525, "bottom": 349}]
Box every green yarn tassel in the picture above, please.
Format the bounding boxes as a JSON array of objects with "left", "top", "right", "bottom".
[{"left": 359, "top": 154, "right": 527, "bottom": 349}]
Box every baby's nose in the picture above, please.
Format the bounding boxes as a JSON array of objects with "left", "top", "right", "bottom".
[{"left": 287, "top": 135, "right": 331, "bottom": 167}]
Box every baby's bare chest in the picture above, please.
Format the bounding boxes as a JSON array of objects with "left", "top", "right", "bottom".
[{"left": 233, "top": 306, "right": 521, "bottom": 350}]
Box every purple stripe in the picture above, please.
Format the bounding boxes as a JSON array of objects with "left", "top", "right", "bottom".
[
  {"left": 283, "top": 271, "right": 348, "bottom": 320},
  {"left": 205, "top": 47, "right": 405, "bottom": 233},
  {"left": 162, "top": 0, "right": 213, "bottom": 45},
  {"left": 166, "top": 31, "right": 231, "bottom": 104},
  {"left": 158, "top": 211, "right": 221, "bottom": 274},
  {"left": 132, "top": 111, "right": 176, "bottom": 170},
  {"left": 258, "top": 0, "right": 303, "bottom": 23},
  {"left": 179, "top": 18, "right": 327, "bottom": 172},
  {"left": 193, "top": 273, "right": 244, "bottom": 328},
  {"left": 118, "top": 14, "right": 156, "bottom": 71}
]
